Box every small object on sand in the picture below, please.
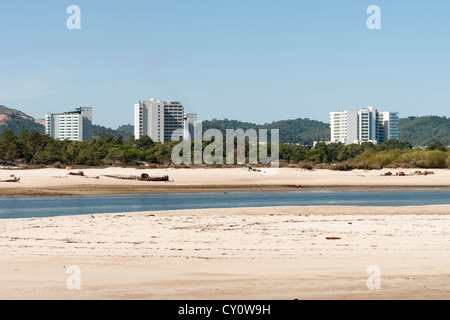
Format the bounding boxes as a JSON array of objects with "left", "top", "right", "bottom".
[
  {"left": 325, "top": 237, "right": 341, "bottom": 240},
  {"left": 0, "top": 176, "right": 20, "bottom": 182},
  {"left": 248, "top": 166, "right": 261, "bottom": 172},
  {"left": 69, "top": 171, "right": 84, "bottom": 176}
]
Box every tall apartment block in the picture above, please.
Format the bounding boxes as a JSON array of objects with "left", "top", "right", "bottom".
[
  {"left": 330, "top": 107, "right": 399, "bottom": 145},
  {"left": 45, "top": 107, "right": 93, "bottom": 142},
  {"left": 134, "top": 99, "right": 196, "bottom": 143},
  {"left": 183, "top": 113, "right": 198, "bottom": 140}
]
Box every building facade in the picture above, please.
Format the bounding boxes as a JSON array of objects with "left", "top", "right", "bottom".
[
  {"left": 134, "top": 99, "right": 196, "bottom": 143},
  {"left": 45, "top": 107, "right": 93, "bottom": 141},
  {"left": 183, "top": 113, "right": 198, "bottom": 140},
  {"left": 330, "top": 107, "right": 399, "bottom": 145}
]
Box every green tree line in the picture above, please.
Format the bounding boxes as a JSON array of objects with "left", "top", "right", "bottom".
[{"left": 0, "top": 130, "right": 449, "bottom": 168}]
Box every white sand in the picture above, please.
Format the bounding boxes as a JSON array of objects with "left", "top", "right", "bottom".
[
  {"left": 0, "top": 168, "right": 449, "bottom": 194},
  {"left": 1, "top": 206, "right": 449, "bottom": 300},
  {"left": 1, "top": 167, "right": 449, "bottom": 299}
]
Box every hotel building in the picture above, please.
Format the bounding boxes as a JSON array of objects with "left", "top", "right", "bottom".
[
  {"left": 134, "top": 99, "right": 197, "bottom": 143},
  {"left": 183, "top": 113, "right": 198, "bottom": 140},
  {"left": 45, "top": 107, "right": 93, "bottom": 142},
  {"left": 330, "top": 107, "right": 399, "bottom": 145}
]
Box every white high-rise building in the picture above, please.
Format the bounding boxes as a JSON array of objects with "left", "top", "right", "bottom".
[
  {"left": 330, "top": 110, "right": 359, "bottom": 145},
  {"left": 330, "top": 107, "right": 399, "bottom": 145},
  {"left": 183, "top": 113, "right": 198, "bottom": 140},
  {"left": 134, "top": 99, "right": 196, "bottom": 143},
  {"left": 45, "top": 107, "right": 92, "bottom": 141},
  {"left": 379, "top": 111, "right": 400, "bottom": 142},
  {"left": 358, "top": 106, "right": 378, "bottom": 143}
]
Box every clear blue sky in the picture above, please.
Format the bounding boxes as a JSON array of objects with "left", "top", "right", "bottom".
[{"left": 0, "top": 0, "right": 449, "bottom": 128}]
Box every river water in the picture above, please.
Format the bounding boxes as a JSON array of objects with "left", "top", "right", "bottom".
[{"left": 1, "top": 189, "right": 449, "bottom": 219}]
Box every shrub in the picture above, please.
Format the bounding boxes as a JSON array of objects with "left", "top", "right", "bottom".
[
  {"left": 297, "top": 161, "right": 313, "bottom": 170},
  {"left": 330, "top": 162, "right": 352, "bottom": 171},
  {"left": 425, "top": 150, "right": 447, "bottom": 168},
  {"left": 53, "top": 161, "right": 64, "bottom": 169}
]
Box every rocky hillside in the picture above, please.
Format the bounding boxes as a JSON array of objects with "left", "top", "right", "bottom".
[{"left": 0, "top": 105, "right": 45, "bottom": 135}]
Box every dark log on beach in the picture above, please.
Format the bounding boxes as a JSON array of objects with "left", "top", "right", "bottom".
[
  {"left": 102, "top": 174, "right": 169, "bottom": 182},
  {"left": 68, "top": 171, "right": 85, "bottom": 176},
  {"left": 0, "top": 177, "right": 20, "bottom": 183}
]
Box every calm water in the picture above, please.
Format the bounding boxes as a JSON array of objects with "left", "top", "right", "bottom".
[{"left": 0, "top": 190, "right": 449, "bottom": 219}]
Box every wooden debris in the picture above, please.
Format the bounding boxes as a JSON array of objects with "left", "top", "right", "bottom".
[
  {"left": 325, "top": 237, "right": 341, "bottom": 240},
  {"left": 0, "top": 176, "right": 20, "bottom": 183},
  {"left": 383, "top": 170, "right": 435, "bottom": 177},
  {"left": 103, "top": 173, "right": 169, "bottom": 182},
  {"left": 411, "top": 170, "right": 434, "bottom": 176},
  {"left": 68, "top": 171, "right": 84, "bottom": 176}
]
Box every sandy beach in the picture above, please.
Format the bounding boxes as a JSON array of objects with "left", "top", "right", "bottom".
[
  {"left": 1, "top": 205, "right": 449, "bottom": 300},
  {"left": 0, "top": 167, "right": 449, "bottom": 300},
  {"left": 1, "top": 167, "right": 449, "bottom": 197}
]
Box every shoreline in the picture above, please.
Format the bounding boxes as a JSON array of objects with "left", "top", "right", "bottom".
[
  {"left": 1, "top": 167, "right": 449, "bottom": 198},
  {"left": 1, "top": 184, "right": 450, "bottom": 198},
  {"left": 2, "top": 205, "right": 450, "bottom": 219}
]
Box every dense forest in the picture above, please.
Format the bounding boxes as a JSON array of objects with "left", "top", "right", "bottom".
[
  {"left": 399, "top": 116, "right": 450, "bottom": 146},
  {"left": 202, "top": 118, "right": 330, "bottom": 146},
  {"left": 0, "top": 130, "right": 448, "bottom": 169}
]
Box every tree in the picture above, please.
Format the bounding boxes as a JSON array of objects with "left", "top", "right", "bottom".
[
  {"left": 19, "top": 130, "right": 46, "bottom": 163},
  {"left": 0, "top": 130, "right": 22, "bottom": 162},
  {"left": 134, "top": 136, "right": 155, "bottom": 150},
  {"left": 337, "top": 147, "right": 351, "bottom": 162},
  {"left": 426, "top": 140, "right": 447, "bottom": 152}
]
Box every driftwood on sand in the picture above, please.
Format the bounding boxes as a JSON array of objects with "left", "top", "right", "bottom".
[
  {"left": 0, "top": 175, "right": 20, "bottom": 183},
  {"left": 382, "top": 170, "right": 435, "bottom": 177},
  {"left": 103, "top": 173, "right": 169, "bottom": 182},
  {"left": 68, "top": 171, "right": 85, "bottom": 176}
]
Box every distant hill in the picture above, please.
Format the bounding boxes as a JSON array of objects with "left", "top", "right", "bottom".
[
  {"left": 203, "top": 116, "right": 450, "bottom": 146},
  {"left": 92, "top": 124, "right": 133, "bottom": 140},
  {"left": 202, "top": 118, "right": 330, "bottom": 145},
  {"left": 0, "top": 105, "right": 134, "bottom": 139},
  {"left": 0, "top": 105, "right": 45, "bottom": 135},
  {"left": 98, "top": 119, "right": 330, "bottom": 145},
  {"left": 399, "top": 116, "right": 450, "bottom": 146},
  {"left": 116, "top": 124, "right": 134, "bottom": 138}
]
